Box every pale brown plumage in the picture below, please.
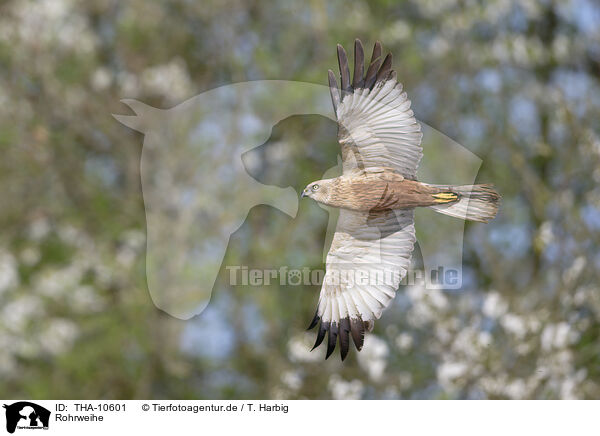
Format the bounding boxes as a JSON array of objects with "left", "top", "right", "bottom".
[
  {"left": 303, "top": 39, "right": 500, "bottom": 361},
  {"left": 303, "top": 168, "right": 456, "bottom": 211}
]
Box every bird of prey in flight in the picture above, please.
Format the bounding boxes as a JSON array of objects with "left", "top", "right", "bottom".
[{"left": 302, "top": 39, "right": 500, "bottom": 361}]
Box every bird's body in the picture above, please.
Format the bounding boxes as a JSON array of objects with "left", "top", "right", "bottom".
[
  {"left": 304, "top": 169, "right": 460, "bottom": 211},
  {"left": 303, "top": 39, "right": 500, "bottom": 361}
]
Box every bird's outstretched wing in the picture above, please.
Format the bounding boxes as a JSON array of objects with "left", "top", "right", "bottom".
[
  {"left": 308, "top": 208, "right": 416, "bottom": 360},
  {"left": 328, "top": 39, "right": 423, "bottom": 179}
]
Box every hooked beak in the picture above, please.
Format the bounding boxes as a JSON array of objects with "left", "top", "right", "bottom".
[{"left": 301, "top": 189, "right": 308, "bottom": 198}]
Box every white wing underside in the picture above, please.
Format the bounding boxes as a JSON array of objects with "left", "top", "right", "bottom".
[
  {"left": 336, "top": 78, "right": 423, "bottom": 179},
  {"left": 317, "top": 208, "right": 416, "bottom": 322}
]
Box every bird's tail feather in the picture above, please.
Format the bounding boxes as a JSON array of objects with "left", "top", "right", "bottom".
[{"left": 427, "top": 184, "right": 500, "bottom": 222}]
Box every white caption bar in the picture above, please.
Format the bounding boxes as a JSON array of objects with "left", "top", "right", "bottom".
[{"left": 1, "top": 400, "right": 597, "bottom": 435}]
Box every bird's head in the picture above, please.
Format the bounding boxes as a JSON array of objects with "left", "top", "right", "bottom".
[{"left": 301, "top": 179, "right": 334, "bottom": 204}]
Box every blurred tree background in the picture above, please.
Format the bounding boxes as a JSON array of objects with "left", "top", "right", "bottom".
[{"left": 1, "top": 0, "right": 599, "bottom": 399}]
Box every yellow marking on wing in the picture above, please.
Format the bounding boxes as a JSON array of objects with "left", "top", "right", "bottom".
[{"left": 433, "top": 192, "right": 458, "bottom": 203}]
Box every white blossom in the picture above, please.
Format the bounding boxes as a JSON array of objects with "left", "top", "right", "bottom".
[
  {"left": 357, "top": 335, "right": 389, "bottom": 382},
  {"left": 328, "top": 375, "right": 364, "bottom": 400}
]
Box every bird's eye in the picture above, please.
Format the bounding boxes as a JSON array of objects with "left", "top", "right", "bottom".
[{"left": 312, "top": 184, "right": 320, "bottom": 191}]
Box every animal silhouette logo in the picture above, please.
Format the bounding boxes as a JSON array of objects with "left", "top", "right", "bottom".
[
  {"left": 114, "top": 81, "right": 482, "bottom": 320},
  {"left": 3, "top": 402, "right": 50, "bottom": 434}
]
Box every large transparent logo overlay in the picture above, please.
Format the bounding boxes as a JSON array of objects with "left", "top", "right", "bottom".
[{"left": 114, "top": 81, "right": 482, "bottom": 320}]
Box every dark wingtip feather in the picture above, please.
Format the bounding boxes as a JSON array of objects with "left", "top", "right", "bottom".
[
  {"left": 325, "top": 322, "right": 339, "bottom": 360},
  {"left": 350, "top": 317, "right": 365, "bottom": 351},
  {"left": 373, "top": 41, "right": 382, "bottom": 60},
  {"left": 364, "top": 41, "right": 383, "bottom": 89},
  {"left": 328, "top": 69, "right": 340, "bottom": 112},
  {"left": 307, "top": 310, "right": 320, "bottom": 330},
  {"left": 337, "top": 44, "right": 351, "bottom": 92},
  {"left": 339, "top": 318, "right": 351, "bottom": 361},
  {"left": 312, "top": 321, "right": 328, "bottom": 351},
  {"left": 352, "top": 39, "right": 365, "bottom": 89},
  {"left": 376, "top": 53, "right": 393, "bottom": 83}
]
